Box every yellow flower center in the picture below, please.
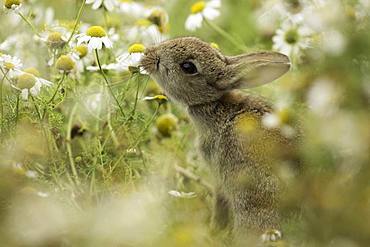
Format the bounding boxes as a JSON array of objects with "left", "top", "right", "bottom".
[
  {"left": 128, "top": 43, "right": 146, "bottom": 53},
  {"left": 17, "top": 73, "right": 36, "bottom": 89},
  {"left": 191, "top": 1, "right": 206, "bottom": 14},
  {"left": 47, "top": 32, "right": 63, "bottom": 43},
  {"left": 4, "top": 0, "right": 21, "bottom": 9},
  {"left": 156, "top": 113, "right": 178, "bottom": 137},
  {"left": 210, "top": 42, "right": 219, "bottom": 49},
  {"left": 86, "top": 26, "right": 107, "bottom": 37},
  {"left": 136, "top": 19, "right": 152, "bottom": 27},
  {"left": 4, "top": 62, "right": 15, "bottom": 70},
  {"left": 75, "top": 45, "right": 88, "bottom": 58},
  {"left": 120, "top": 0, "right": 132, "bottom": 3},
  {"left": 278, "top": 108, "right": 290, "bottom": 124},
  {"left": 24, "top": 67, "right": 40, "bottom": 77},
  {"left": 153, "top": 95, "right": 168, "bottom": 101},
  {"left": 147, "top": 9, "right": 169, "bottom": 33},
  {"left": 56, "top": 55, "right": 75, "bottom": 72}
]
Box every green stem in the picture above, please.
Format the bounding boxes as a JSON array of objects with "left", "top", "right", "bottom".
[
  {"left": 18, "top": 12, "right": 39, "bottom": 37},
  {"left": 94, "top": 49, "right": 126, "bottom": 118},
  {"left": 15, "top": 93, "right": 20, "bottom": 124},
  {"left": 42, "top": 73, "right": 66, "bottom": 119},
  {"left": 132, "top": 74, "right": 140, "bottom": 115},
  {"left": 66, "top": 0, "right": 86, "bottom": 46},
  {"left": 31, "top": 95, "right": 42, "bottom": 120},
  {"left": 66, "top": 104, "right": 80, "bottom": 185},
  {"left": 30, "top": 95, "right": 53, "bottom": 158},
  {"left": 0, "top": 70, "right": 9, "bottom": 135},
  {"left": 131, "top": 103, "right": 161, "bottom": 148},
  {"left": 204, "top": 18, "right": 247, "bottom": 52},
  {"left": 47, "top": 73, "right": 66, "bottom": 104}
]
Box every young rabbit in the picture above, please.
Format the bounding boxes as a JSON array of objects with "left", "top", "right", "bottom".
[{"left": 141, "top": 37, "right": 296, "bottom": 242}]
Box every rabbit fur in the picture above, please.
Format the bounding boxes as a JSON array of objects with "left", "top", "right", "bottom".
[{"left": 141, "top": 37, "right": 298, "bottom": 239}]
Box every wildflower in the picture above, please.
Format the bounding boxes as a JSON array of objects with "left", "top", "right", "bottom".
[
  {"left": 147, "top": 8, "right": 170, "bottom": 33},
  {"left": 185, "top": 0, "right": 221, "bottom": 31},
  {"left": 55, "top": 55, "right": 75, "bottom": 72},
  {"left": 77, "top": 26, "right": 113, "bottom": 50},
  {"left": 168, "top": 190, "right": 196, "bottom": 198},
  {"left": 86, "top": 0, "right": 117, "bottom": 12},
  {"left": 210, "top": 42, "right": 219, "bottom": 49},
  {"left": 272, "top": 16, "right": 312, "bottom": 60},
  {"left": 74, "top": 45, "right": 89, "bottom": 58},
  {"left": 156, "top": 113, "right": 178, "bottom": 137},
  {"left": 126, "top": 19, "right": 167, "bottom": 46},
  {"left": 262, "top": 102, "right": 296, "bottom": 138},
  {"left": 0, "top": 54, "right": 23, "bottom": 77},
  {"left": 143, "top": 94, "right": 168, "bottom": 105},
  {"left": 4, "top": 0, "right": 22, "bottom": 10},
  {"left": 86, "top": 63, "right": 118, "bottom": 72},
  {"left": 15, "top": 72, "right": 52, "bottom": 100},
  {"left": 36, "top": 191, "right": 49, "bottom": 198},
  {"left": 119, "top": 0, "right": 147, "bottom": 18},
  {"left": 37, "top": 27, "right": 70, "bottom": 49},
  {"left": 24, "top": 67, "right": 40, "bottom": 77},
  {"left": 116, "top": 43, "right": 147, "bottom": 73},
  {"left": 307, "top": 78, "right": 340, "bottom": 117}
]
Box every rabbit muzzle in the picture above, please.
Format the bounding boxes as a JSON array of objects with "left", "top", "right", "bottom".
[{"left": 140, "top": 47, "right": 160, "bottom": 75}]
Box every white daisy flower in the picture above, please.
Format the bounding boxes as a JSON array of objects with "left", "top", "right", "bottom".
[
  {"left": 0, "top": 54, "right": 23, "bottom": 78},
  {"left": 14, "top": 72, "right": 52, "bottom": 100},
  {"left": 116, "top": 43, "right": 147, "bottom": 74},
  {"left": 272, "top": 15, "right": 313, "bottom": 60},
  {"left": 38, "top": 28, "right": 69, "bottom": 49},
  {"left": 86, "top": 0, "right": 117, "bottom": 12},
  {"left": 119, "top": 0, "right": 147, "bottom": 18},
  {"left": 126, "top": 19, "right": 167, "bottom": 46},
  {"left": 168, "top": 190, "right": 197, "bottom": 199},
  {"left": 3, "top": 0, "right": 22, "bottom": 11},
  {"left": 185, "top": 0, "right": 221, "bottom": 31},
  {"left": 86, "top": 63, "right": 118, "bottom": 72},
  {"left": 76, "top": 26, "right": 113, "bottom": 50}
]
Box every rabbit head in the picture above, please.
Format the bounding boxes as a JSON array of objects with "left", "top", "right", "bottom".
[{"left": 141, "top": 37, "right": 290, "bottom": 106}]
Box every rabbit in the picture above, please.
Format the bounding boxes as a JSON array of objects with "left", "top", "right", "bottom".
[{"left": 141, "top": 37, "right": 298, "bottom": 243}]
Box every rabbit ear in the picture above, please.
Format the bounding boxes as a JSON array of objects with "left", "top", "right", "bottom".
[{"left": 215, "top": 52, "right": 290, "bottom": 90}]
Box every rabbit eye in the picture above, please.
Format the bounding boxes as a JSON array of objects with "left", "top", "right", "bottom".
[{"left": 180, "top": 61, "right": 198, "bottom": 75}]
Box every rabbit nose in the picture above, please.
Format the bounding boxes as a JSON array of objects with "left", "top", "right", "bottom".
[{"left": 140, "top": 48, "right": 160, "bottom": 73}]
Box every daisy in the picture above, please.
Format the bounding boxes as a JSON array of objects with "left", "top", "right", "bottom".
[
  {"left": 86, "top": 0, "right": 117, "bottom": 12},
  {"left": 3, "top": 0, "right": 22, "bottom": 11},
  {"left": 76, "top": 26, "right": 113, "bottom": 50},
  {"left": 168, "top": 190, "right": 196, "bottom": 198},
  {"left": 119, "top": 0, "right": 147, "bottom": 18},
  {"left": 126, "top": 19, "right": 167, "bottom": 46},
  {"left": 0, "top": 54, "right": 23, "bottom": 78},
  {"left": 185, "top": 0, "right": 221, "bottom": 31},
  {"left": 14, "top": 72, "right": 52, "bottom": 100},
  {"left": 38, "top": 29, "right": 69, "bottom": 49},
  {"left": 116, "top": 43, "right": 147, "bottom": 73},
  {"left": 272, "top": 16, "right": 312, "bottom": 60},
  {"left": 86, "top": 63, "right": 118, "bottom": 72},
  {"left": 55, "top": 55, "right": 76, "bottom": 72},
  {"left": 147, "top": 7, "right": 170, "bottom": 33}
]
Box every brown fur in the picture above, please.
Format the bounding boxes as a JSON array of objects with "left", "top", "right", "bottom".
[{"left": 141, "top": 37, "right": 295, "bottom": 239}]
